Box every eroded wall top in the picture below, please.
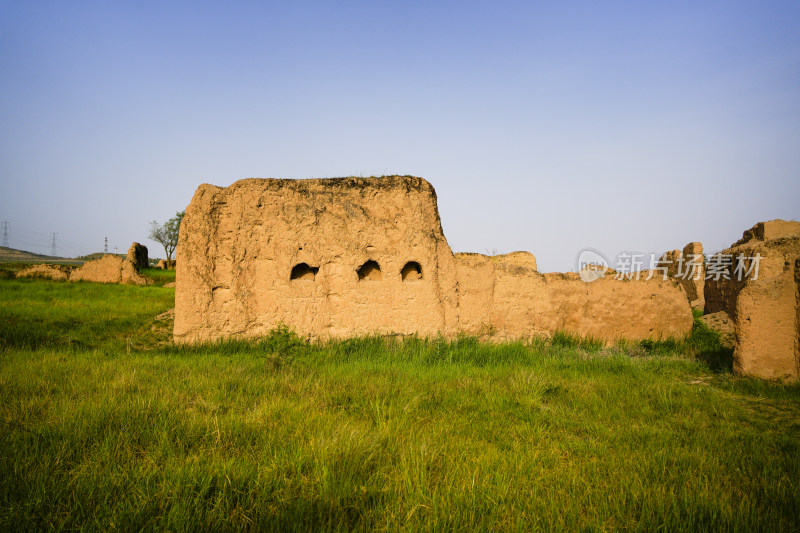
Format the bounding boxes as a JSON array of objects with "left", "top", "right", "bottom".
[
  {"left": 175, "top": 175, "right": 693, "bottom": 344},
  {"left": 175, "top": 176, "right": 458, "bottom": 343}
]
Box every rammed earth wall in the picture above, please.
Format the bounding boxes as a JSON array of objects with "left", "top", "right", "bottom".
[{"left": 174, "top": 176, "right": 692, "bottom": 344}]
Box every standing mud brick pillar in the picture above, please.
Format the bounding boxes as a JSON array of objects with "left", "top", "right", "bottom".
[
  {"left": 657, "top": 242, "right": 705, "bottom": 309},
  {"left": 126, "top": 242, "right": 149, "bottom": 271},
  {"left": 705, "top": 220, "right": 800, "bottom": 381}
]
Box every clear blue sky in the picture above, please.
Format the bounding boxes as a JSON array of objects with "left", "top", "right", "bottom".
[{"left": 1, "top": 1, "right": 798, "bottom": 271}]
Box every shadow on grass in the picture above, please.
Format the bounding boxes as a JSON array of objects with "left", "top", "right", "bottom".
[
  {"left": 618, "top": 312, "right": 733, "bottom": 373},
  {"left": 690, "top": 347, "right": 734, "bottom": 373},
  {"left": 685, "top": 314, "right": 733, "bottom": 373}
]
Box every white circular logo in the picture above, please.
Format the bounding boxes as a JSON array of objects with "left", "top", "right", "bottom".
[{"left": 575, "top": 248, "right": 609, "bottom": 282}]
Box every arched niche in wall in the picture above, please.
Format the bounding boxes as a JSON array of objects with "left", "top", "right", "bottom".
[
  {"left": 357, "top": 260, "right": 382, "bottom": 281},
  {"left": 401, "top": 261, "right": 423, "bottom": 281},
  {"left": 290, "top": 263, "right": 319, "bottom": 281}
]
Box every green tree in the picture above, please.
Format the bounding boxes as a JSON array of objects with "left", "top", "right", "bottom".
[{"left": 149, "top": 211, "right": 184, "bottom": 266}]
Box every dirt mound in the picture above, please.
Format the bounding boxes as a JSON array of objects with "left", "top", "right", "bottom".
[
  {"left": 16, "top": 264, "right": 73, "bottom": 281},
  {"left": 70, "top": 255, "right": 152, "bottom": 286}
]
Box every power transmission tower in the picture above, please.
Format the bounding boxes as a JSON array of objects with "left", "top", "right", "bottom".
[
  {"left": 50, "top": 232, "right": 57, "bottom": 257},
  {"left": 104, "top": 237, "right": 108, "bottom": 254},
  {"left": 1, "top": 221, "right": 9, "bottom": 248}
]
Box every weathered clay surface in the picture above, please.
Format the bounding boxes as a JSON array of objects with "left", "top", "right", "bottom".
[
  {"left": 126, "top": 242, "right": 149, "bottom": 271},
  {"left": 494, "top": 251, "right": 538, "bottom": 271},
  {"left": 705, "top": 220, "right": 800, "bottom": 319},
  {"left": 453, "top": 253, "right": 691, "bottom": 343},
  {"left": 682, "top": 242, "right": 705, "bottom": 307},
  {"left": 70, "top": 255, "right": 151, "bottom": 285},
  {"left": 704, "top": 220, "right": 800, "bottom": 380},
  {"left": 734, "top": 220, "right": 800, "bottom": 246},
  {"left": 735, "top": 265, "right": 798, "bottom": 380},
  {"left": 175, "top": 177, "right": 459, "bottom": 342},
  {"left": 656, "top": 242, "right": 705, "bottom": 308},
  {"left": 175, "top": 177, "right": 693, "bottom": 344},
  {"left": 157, "top": 259, "right": 175, "bottom": 270},
  {"left": 16, "top": 264, "right": 73, "bottom": 281},
  {"left": 699, "top": 311, "right": 735, "bottom": 349}
]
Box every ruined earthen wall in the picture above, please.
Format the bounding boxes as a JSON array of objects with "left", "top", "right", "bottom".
[
  {"left": 127, "top": 242, "right": 149, "bottom": 271},
  {"left": 705, "top": 221, "right": 800, "bottom": 319},
  {"left": 656, "top": 242, "right": 704, "bottom": 309},
  {"left": 454, "top": 253, "right": 551, "bottom": 339},
  {"left": 16, "top": 264, "right": 72, "bottom": 281},
  {"left": 681, "top": 242, "right": 705, "bottom": 305},
  {"left": 734, "top": 220, "right": 800, "bottom": 246},
  {"left": 175, "top": 177, "right": 459, "bottom": 343},
  {"left": 454, "top": 253, "right": 691, "bottom": 343},
  {"left": 796, "top": 259, "right": 800, "bottom": 378},
  {"left": 70, "top": 255, "right": 150, "bottom": 285},
  {"left": 734, "top": 264, "right": 798, "bottom": 380},
  {"left": 176, "top": 176, "right": 693, "bottom": 344},
  {"left": 702, "top": 220, "right": 800, "bottom": 381}
]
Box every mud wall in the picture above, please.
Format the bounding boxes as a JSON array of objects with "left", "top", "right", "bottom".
[{"left": 175, "top": 176, "right": 692, "bottom": 344}]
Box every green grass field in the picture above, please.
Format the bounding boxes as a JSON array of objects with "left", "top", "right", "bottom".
[
  {"left": 139, "top": 267, "right": 176, "bottom": 286},
  {"left": 1, "top": 277, "right": 798, "bottom": 531}
]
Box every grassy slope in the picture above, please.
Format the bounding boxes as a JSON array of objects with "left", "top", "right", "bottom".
[
  {"left": 0, "top": 279, "right": 175, "bottom": 351},
  {"left": 0, "top": 262, "right": 176, "bottom": 285},
  {"left": 0, "top": 246, "right": 76, "bottom": 263},
  {"left": 0, "top": 279, "right": 798, "bottom": 531},
  {"left": 139, "top": 267, "right": 176, "bottom": 286}
]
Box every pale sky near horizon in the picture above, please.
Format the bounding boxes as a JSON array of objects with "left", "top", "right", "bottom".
[{"left": 1, "top": 1, "right": 798, "bottom": 272}]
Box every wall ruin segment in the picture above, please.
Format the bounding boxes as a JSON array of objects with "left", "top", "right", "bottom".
[
  {"left": 174, "top": 177, "right": 692, "bottom": 344},
  {"left": 657, "top": 242, "right": 705, "bottom": 309},
  {"left": 704, "top": 220, "right": 800, "bottom": 381}
]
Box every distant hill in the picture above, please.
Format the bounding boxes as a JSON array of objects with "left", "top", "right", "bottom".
[
  {"left": 74, "top": 252, "right": 125, "bottom": 262},
  {"left": 73, "top": 253, "right": 165, "bottom": 265},
  {"left": 0, "top": 246, "right": 86, "bottom": 265},
  {"left": 1, "top": 246, "right": 163, "bottom": 266}
]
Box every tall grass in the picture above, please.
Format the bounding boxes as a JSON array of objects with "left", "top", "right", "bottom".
[
  {"left": 139, "top": 267, "right": 176, "bottom": 286},
  {"left": 0, "top": 278, "right": 174, "bottom": 351},
  {"left": 0, "top": 278, "right": 798, "bottom": 531}
]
